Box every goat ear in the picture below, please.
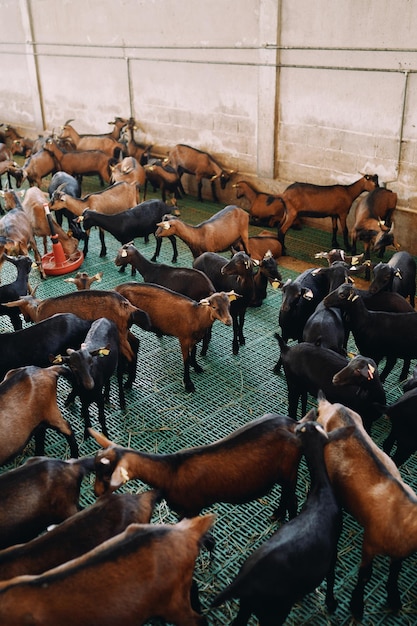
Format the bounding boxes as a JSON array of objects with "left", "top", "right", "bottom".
[
  {"left": 302, "top": 288, "right": 314, "bottom": 300},
  {"left": 317, "top": 389, "right": 327, "bottom": 402},
  {"left": 299, "top": 407, "right": 317, "bottom": 423},
  {"left": 110, "top": 460, "right": 130, "bottom": 488},
  {"left": 156, "top": 221, "right": 170, "bottom": 230}
]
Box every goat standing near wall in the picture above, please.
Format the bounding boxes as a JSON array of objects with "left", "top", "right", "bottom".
[
  {"left": 166, "top": 143, "right": 234, "bottom": 202},
  {"left": 277, "top": 174, "right": 379, "bottom": 254}
]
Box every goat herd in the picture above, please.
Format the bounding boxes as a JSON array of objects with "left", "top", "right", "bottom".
[{"left": 0, "top": 118, "right": 416, "bottom": 624}]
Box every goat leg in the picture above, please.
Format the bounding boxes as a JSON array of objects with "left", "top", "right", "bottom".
[
  {"left": 386, "top": 558, "right": 403, "bottom": 612},
  {"left": 350, "top": 560, "right": 373, "bottom": 619}
]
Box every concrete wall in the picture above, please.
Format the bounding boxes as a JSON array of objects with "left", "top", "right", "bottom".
[{"left": 1, "top": 0, "right": 417, "bottom": 249}]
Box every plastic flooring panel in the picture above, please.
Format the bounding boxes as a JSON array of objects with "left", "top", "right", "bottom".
[{"left": 0, "top": 179, "right": 417, "bottom": 625}]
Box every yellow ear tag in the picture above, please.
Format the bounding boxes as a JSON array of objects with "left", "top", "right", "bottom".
[
  {"left": 228, "top": 292, "right": 238, "bottom": 302},
  {"left": 120, "top": 466, "right": 130, "bottom": 484},
  {"left": 272, "top": 280, "right": 280, "bottom": 289},
  {"left": 53, "top": 355, "right": 63, "bottom": 364},
  {"left": 98, "top": 348, "right": 110, "bottom": 357}
]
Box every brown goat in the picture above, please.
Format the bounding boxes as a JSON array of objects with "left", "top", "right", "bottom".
[
  {"left": 90, "top": 411, "right": 301, "bottom": 520},
  {"left": 0, "top": 456, "right": 95, "bottom": 549},
  {"left": 16, "top": 146, "right": 56, "bottom": 188},
  {"left": 232, "top": 230, "right": 283, "bottom": 261},
  {"left": 143, "top": 160, "right": 182, "bottom": 202},
  {"left": 123, "top": 117, "right": 152, "bottom": 164},
  {"left": 0, "top": 190, "right": 45, "bottom": 279},
  {"left": 114, "top": 282, "right": 233, "bottom": 391},
  {"left": 233, "top": 180, "right": 286, "bottom": 227},
  {"left": 350, "top": 187, "right": 399, "bottom": 277},
  {"left": 110, "top": 155, "right": 146, "bottom": 187},
  {"left": 278, "top": 174, "right": 379, "bottom": 253},
  {"left": 43, "top": 138, "right": 112, "bottom": 184},
  {"left": 59, "top": 119, "right": 124, "bottom": 157},
  {"left": 166, "top": 143, "right": 235, "bottom": 202},
  {"left": 0, "top": 514, "right": 214, "bottom": 626},
  {"left": 64, "top": 271, "right": 103, "bottom": 290},
  {"left": 22, "top": 186, "right": 80, "bottom": 256},
  {"left": 303, "top": 395, "right": 417, "bottom": 620},
  {"left": 0, "top": 364, "right": 78, "bottom": 464},
  {"left": 49, "top": 180, "right": 140, "bottom": 256},
  {"left": 0, "top": 490, "right": 158, "bottom": 580},
  {"left": 6, "top": 290, "right": 151, "bottom": 363},
  {"left": 156, "top": 205, "right": 250, "bottom": 258}
]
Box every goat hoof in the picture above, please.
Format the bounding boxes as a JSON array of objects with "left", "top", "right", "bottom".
[
  {"left": 185, "top": 382, "right": 196, "bottom": 392},
  {"left": 387, "top": 590, "right": 402, "bottom": 613},
  {"left": 349, "top": 596, "right": 364, "bottom": 620},
  {"left": 326, "top": 597, "right": 338, "bottom": 613}
]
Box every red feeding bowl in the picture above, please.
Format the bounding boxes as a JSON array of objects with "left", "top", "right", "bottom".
[
  {"left": 42, "top": 237, "right": 84, "bottom": 276},
  {"left": 41, "top": 203, "right": 85, "bottom": 276}
]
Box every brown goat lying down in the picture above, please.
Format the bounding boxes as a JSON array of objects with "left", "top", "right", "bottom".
[{"left": 0, "top": 514, "right": 214, "bottom": 626}]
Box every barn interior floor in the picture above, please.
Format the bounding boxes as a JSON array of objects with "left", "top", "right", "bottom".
[{"left": 0, "top": 176, "right": 416, "bottom": 626}]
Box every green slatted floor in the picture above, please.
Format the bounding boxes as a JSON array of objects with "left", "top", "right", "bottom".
[{"left": 1, "top": 174, "right": 417, "bottom": 625}]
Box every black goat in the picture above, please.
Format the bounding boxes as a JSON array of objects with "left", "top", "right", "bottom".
[
  {"left": 369, "top": 251, "right": 416, "bottom": 309},
  {"left": 0, "top": 312, "right": 92, "bottom": 382},
  {"left": 47, "top": 171, "right": 81, "bottom": 231},
  {"left": 0, "top": 254, "right": 33, "bottom": 330},
  {"left": 274, "top": 334, "right": 386, "bottom": 430},
  {"left": 193, "top": 251, "right": 254, "bottom": 355},
  {"left": 212, "top": 421, "right": 344, "bottom": 625},
  {"left": 52, "top": 318, "right": 124, "bottom": 440},
  {"left": 250, "top": 251, "right": 282, "bottom": 307},
  {"left": 79, "top": 199, "right": 178, "bottom": 262},
  {"left": 380, "top": 387, "right": 417, "bottom": 466},
  {"left": 114, "top": 242, "right": 215, "bottom": 299},
  {"left": 323, "top": 283, "right": 417, "bottom": 381}
]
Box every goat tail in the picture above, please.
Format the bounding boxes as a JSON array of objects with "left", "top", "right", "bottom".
[{"left": 274, "top": 331, "right": 288, "bottom": 352}]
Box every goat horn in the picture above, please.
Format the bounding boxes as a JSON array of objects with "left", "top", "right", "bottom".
[{"left": 64, "top": 119, "right": 74, "bottom": 125}]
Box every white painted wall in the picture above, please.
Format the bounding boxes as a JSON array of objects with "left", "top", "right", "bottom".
[{"left": 1, "top": 0, "right": 416, "bottom": 247}]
